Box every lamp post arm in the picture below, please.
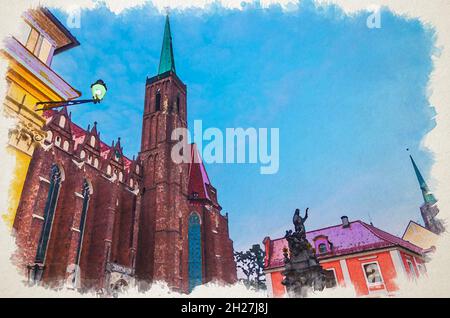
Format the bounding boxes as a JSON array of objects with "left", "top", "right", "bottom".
[{"left": 35, "top": 99, "right": 97, "bottom": 111}]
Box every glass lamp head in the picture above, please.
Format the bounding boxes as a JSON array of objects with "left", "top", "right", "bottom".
[{"left": 91, "top": 80, "right": 107, "bottom": 102}]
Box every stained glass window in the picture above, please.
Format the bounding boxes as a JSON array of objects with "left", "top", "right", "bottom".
[
  {"left": 188, "top": 213, "right": 202, "bottom": 292},
  {"left": 35, "top": 164, "right": 61, "bottom": 263},
  {"left": 75, "top": 180, "right": 90, "bottom": 265}
]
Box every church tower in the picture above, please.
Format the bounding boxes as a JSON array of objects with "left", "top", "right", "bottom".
[
  {"left": 136, "top": 15, "right": 189, "bottom": 291},
  {"left": 409, "top": 155, "right": 445, "bottom": 235}
]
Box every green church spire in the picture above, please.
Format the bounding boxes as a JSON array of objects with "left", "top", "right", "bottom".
[
  {"left": 409, "top": 155, "right": 437, "bottom": 205},
  {"left": 158, "top": 15, "right": 176, "bottom": 75}
]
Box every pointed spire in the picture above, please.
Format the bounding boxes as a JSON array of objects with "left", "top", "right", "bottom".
[
  {"left": 409, "top": 154, "right": 437, "bottom": 205},
  {"left": 158, "top": 15, "right": 176, "bottom": 75}
]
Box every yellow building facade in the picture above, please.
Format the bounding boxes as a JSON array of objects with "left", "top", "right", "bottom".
[
  {"left": 402, "top": 220, "right": 439, "bottom": 250},
  {"left": 1, "top": 8, "right": 80, "bottom": 228}
]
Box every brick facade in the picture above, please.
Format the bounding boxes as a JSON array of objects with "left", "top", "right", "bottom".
[{"left": 12, "top": 29, "right": 237, "bottom": 293}]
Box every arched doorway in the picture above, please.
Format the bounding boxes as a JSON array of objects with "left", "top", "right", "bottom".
[{"left": 188, "top": 213, "right": 202, "bottom": 292}]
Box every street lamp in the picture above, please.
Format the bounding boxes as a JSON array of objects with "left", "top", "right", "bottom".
[{"left": 35, "top": 79, "right": 107, "bottom": 111}]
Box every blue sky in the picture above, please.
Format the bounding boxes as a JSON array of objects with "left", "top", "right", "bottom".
[{"left": 51, "top": 1, "right": 436, "bottom": 250}]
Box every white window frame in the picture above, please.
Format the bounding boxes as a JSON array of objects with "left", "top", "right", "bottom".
[
  {"left": 416, "top": 263, "right": 426, "bottom": 276},
  {"left": 325, "top": 268, "right": 338, "bottom": 288},
  {"left": 406, "top": 259, "right": 417, "bottom": 279},
  {"left": 361, "top": 261, "right": 385, "bottom": 288}
]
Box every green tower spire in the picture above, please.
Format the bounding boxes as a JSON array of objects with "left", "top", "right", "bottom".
[
  {"left": 409, "top": 155, "right": 437, "bottom": 205},
  {"left": 158, "top": 15, "right": 176, "bottom": 75}
]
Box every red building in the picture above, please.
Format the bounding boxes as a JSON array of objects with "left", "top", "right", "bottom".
[
  {"left": 12, "top": 16, "right": 237, "bottom": 293},
  {"left": 263, "top": 216, "right": 426, "bottom": 297}
]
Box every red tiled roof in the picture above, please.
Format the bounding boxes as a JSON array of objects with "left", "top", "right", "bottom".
[
  {"left": 188, "top": 143, "right": 212, "bottom": 201},
  {"left": 265, "top": 220, "right": 424, "bottom": 270}
]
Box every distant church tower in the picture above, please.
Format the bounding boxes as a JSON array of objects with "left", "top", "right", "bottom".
[{"left": 409, "top": 155, "right": 445, "bottom": 234}]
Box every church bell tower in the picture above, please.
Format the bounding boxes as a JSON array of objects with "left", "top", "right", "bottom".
[{"left": 136, "top": 15, "right": 190, "bottom": 291}]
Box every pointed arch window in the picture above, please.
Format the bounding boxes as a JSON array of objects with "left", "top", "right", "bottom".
[
  {"left": 176, "top": 96, "right": 180, "bottom": 113},
  {"left": 188, "top": 213, "right": 202, "bottom": 292},
  {"left": 75, "top": 180, "right": 91, "bottom": 266},
  {"left": 59, "top": 116, "right": 66, "bottom": 128},
  {"left": 155, "top": 90, "right": 161, "bottom": 112},
  {"left": 35, "top": 164, "right": 62, "bottom": 264}
]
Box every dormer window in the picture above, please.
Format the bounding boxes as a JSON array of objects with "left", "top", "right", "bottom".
[
  {"left": 21, "top": 24, "right": 54, "bottom": 65},
  {"left": 80, "top": 150, "right": 86, "bottom": 160},
  {"left": 318, "top": 243, "right": 327, "bottom": 254},
  {"left": 313, "top": 235, "right": 331, "bottom": 254},
  {"left": 135, "top": 165, "right": 140, "bottom": 174},
  {"left": 118, "top": 171, "right": 123, "bottom": 182},
  {"left": 94, "top": 158, "right": 99, "bottom": 168},
  {"left": 107, "top": 165, "right": 112, "bottom": 175}
]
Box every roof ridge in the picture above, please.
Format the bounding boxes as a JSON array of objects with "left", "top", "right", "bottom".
[
  {"left": 360, "top": 221, "right": 423, "bottom": 254},
  {"left": 270, "top": 220, "right": 365, "bottom": 242}
]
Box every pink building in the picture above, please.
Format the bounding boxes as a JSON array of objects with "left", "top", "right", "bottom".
[{"left": 263, "top": 216, "right": 427, "bottom": 297}]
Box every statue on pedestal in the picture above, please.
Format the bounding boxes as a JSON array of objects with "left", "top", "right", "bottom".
[{"left": 281, "top": 208, "right": 327, "bottom": 297}]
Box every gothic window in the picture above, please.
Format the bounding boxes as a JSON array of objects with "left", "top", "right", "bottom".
[
  {"left": 94, "top": 158, "right": 99, "bottom": 168},
  {"left": 188, "top": 213, "right": 202, "bottom": 292},
  {"left": 135, "top": 165, "right": 140, "bottom": 174},
  {"left": 45, "top": 130, "right": 52, "bottom": 143},
  {"left": 55, "top": 136, "right": 61, "bottom": 147},
  {"left": 75, "top": 180, "right": 91, "bottom": 266},
  {"left": 176, "top": 96, "right": 180, "bottom": 113},
  {"left": 63, "top": 140, "right": 69, "bottom": 151},
  {"left": 35, "top": 164, "right": 62, "bottom": 263},
  {"left": 59, "top": 116, "right": 66, "bottom": 128},
  {"left": 80, "top": 150, "right": 86, "bottom": 160},
  {"left": 90, "top": 136, "right": 96, "bottom": 147},
  {"left": 107, "top": 165, "right": 112, "bottom": 175},
  {"left": 129, "top": 178, "right": 134, "bottom": 188},
  {"left": 119, "top": 171, "right": 123, "bottom": 182},
  {"left": 155, "top": 91, "right": 161, "bottom": 112}
]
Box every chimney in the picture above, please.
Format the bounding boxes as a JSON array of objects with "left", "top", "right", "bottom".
[{"left": 341, "top": 216, "right": 350, "bottom": 228}]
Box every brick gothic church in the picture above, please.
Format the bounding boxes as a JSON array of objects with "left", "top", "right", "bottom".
[{"left": 12, "top": 16, "right": 237, "bottom": 293}]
